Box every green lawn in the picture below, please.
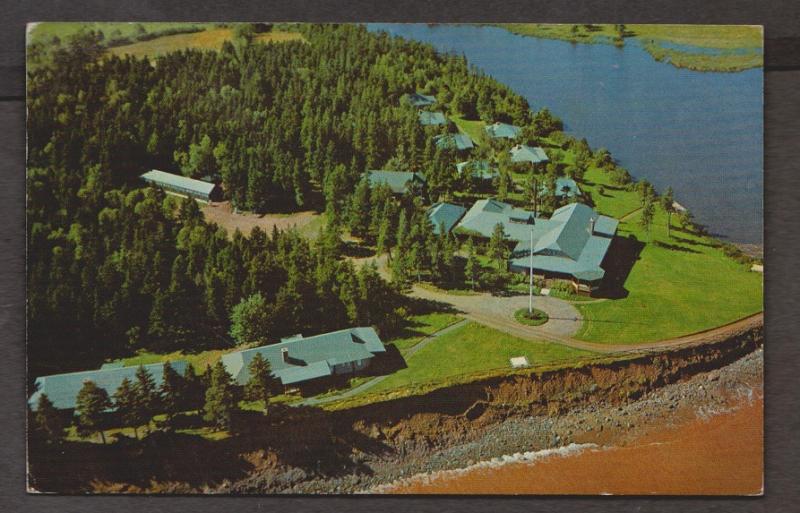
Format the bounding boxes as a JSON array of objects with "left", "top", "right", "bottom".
[
  {"left": 367, "top": 322, "right": 595, "bottom": 395},
  {"left": 581, "top": 167, "right": 642, "bottom": 219},
  {"left": 387, "top": 311, "right": 463, "bottom": 354},
  {"left": 113, "top": 348, "right": 227, "bottom": 373},
  {"left": 451, "top": 115, "right": 487, "bottom": 145},
  {"left": 575, "top": 203, "right": 763, "bottom": 343}
]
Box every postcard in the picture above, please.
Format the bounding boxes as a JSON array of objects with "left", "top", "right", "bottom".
[{"left": 26, "top": 22, "right": 763, "bottom": 494}]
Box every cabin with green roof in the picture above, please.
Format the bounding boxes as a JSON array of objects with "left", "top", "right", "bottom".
[
  {"left": 419, "top": 111, "right": 447, "bottom": 126},
  {"left": 485, "top": 121, "right": 522, "bottom": 140},
  {"left": 29, "top": 361, "right": 189, "bottom": 411},
  {"left": 365, "top": 170, "right": 426, "bottom": 195},
  {"left": 221, "top": 327, "right": 386, "bottom": 393},
  {"left": 403, "top": 92, "right": 436, "bottom": 108},
  {"left": 434, "top": 133, "right": 474, "bottom": 152},
  {"left": 141, "top": 169, "right": 222, "bottom": 202},
  {"left": 427, "top": 202, "right": 467, "bottom": 234},
  {"left": 455, "top": 199, "right": 618, "bottom": 295},
  {"left": 456, "top": 160, "right": 499, "bottom": 181},
  {"left": 510, "top": 144, "right": 549, "bottom": 165}
]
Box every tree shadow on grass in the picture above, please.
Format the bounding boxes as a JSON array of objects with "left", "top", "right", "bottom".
[{"left": 652, "top": 240, "right": 701, "bottom": 254}]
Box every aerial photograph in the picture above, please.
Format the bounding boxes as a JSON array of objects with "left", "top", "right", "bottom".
[{"left": 25, "top": 22, "right": 763, "bottom": 494}]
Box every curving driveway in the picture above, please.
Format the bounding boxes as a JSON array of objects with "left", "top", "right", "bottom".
[
  {"left": 411, "top": 285, "right": 583, "bottom": 340},
  {"left": 410, "top": 285, "right": 764, "bottom": 355}
]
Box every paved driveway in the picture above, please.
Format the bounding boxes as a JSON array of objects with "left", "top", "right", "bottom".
[{"left": 410, "top": 286, "right": 583, "bottom": 341}]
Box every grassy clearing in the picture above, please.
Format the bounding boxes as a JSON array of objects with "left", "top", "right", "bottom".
[
  {"left": 106, "top": 28, "right": 305, "bottom": 59},
  {"left": 113, "top": 348, "right": 228, "bottom": 373},
  {"left": 451, "top": 115, "right": 487, "bottom": 145},
  {"left": 582, "top": 167, "right": 642, "bottom": 219},
  {"left": 498, "top": 23, "right": 618, "bottom": 45},
  {"left": 628, "top": 24, "right": 762, "bottom": 50},
  {"left": 575, "top": 199, "right": 763, "bottom": 343},
  {"left": 28, "top": 22, "right": 215, "bottom": 46},
  {"left": 367, "top": 322, "right": 594, "bottom": 395},
  {"left": 387, "top": 311, "right": 464, "bottom": 354}
]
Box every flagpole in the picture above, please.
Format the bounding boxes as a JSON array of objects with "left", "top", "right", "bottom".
[{"left": 529, "top": 227, "right": 534, "bottom": 314}]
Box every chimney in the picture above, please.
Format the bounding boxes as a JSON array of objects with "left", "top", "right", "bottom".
[
  {"left": 590, "top": 217, "right": 596, "bottom": 234},
  {"left": 281, "top": 347, "right": 289, "bottom": 363}
]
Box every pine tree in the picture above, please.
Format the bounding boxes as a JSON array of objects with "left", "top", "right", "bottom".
[
  {"left": 113, "top": 377, "right": 138, "bottom": 438},
  {"left": 133, "top": 365, "right": 158, "bottom": 434},
  {"left": 244, "top": 352, "right": 276, "bottom": 415},
  {"left": 465, "top": 237, "right": 478, "bottom": 290},
  {"left": 34, "top": 393, "right": 66, "bottom": 444},
  {"left": 203, "top": 361, "right": 237, "bottom": 430},
  {"left": 160, "top": 361, "right": 183, "bottom": 423},
  {"left": 74, "top": 380, "right": 111, "bottom": 443},
  {"left": 640, "top": 196, "right": 656, "bottom": 237},
  {"left": 661, "top": 186, "right": 675, "bottom": 238},
  {"left": 488, "top": 223, "right": 509, "bottom": 270}
]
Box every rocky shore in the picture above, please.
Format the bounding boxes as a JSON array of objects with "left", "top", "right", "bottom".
[{"left": 227, "top": 346, "right": 763, "bottom": 494}]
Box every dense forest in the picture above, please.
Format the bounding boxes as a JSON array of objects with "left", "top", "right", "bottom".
[{"left": 25, "top": 23, "right": 575, "bottom": 377}]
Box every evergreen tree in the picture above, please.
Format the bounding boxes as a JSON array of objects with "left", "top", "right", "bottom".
[
  {"left": 160, "top": 361, "right": 183, "bottom": 423},
  {"left": 661, "top": 186, "right": 676, "bottom": 238},
  {"left": 74, "top": 380, "right": 111, "bottom": 443},
  {"left": 133, "top": 365, "right": 159, "bottom": 433},
  {"left": 34, "top": 394, "right": 66, "bottom": 444},
  {"left": 203, "top": 361, "right": 237, "bottom": 430},
  {"left": 640, "top": 196, "right": 656, "bottom": 237},
  {"left": 113, "top": 377, "right": 139, "bottom": 438},
  {"left": 244, "top": 352, "right": 276, "bottom": 415},
  {"left": 488, "top": 223, "right": 509, "bottom": 270},
  {"left": 464, "top": 237, "right": 478, "bottom": 290}
]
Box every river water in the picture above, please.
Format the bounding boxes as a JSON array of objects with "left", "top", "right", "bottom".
[{"left": 369, "top": 24, "right": 763, "bottom": 245}]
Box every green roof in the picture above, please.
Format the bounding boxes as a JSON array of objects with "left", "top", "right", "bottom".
[
  {"left": 455, "top": 199, "right": 618, "bottom": 282},
  {"left": 434, "top": 133, "right": 474, "bottom": 151},
  {"left": 510, "top": 144, "right": 549, "bottom": 164},
  {"left": 419, "top": 111, "right": 447, "bottom": 126},
  {"left": 485, "top": 121, "right": 521, "bottom": 139},
  {"left": 427, "top": 202, "right": 467, "bottom": 234},
  {"left": 29, "top": 361, "right": 189, "bottom": 411},
  {"left": 404, "top": 92, "right": 436, "bottom": 108},
  {"left": 366, "top": 170, "right": 426, "bottom": 194},
  {"left": 141, "top": 170, "right": 217, "bottom": 199},
  {"left": 456, "top": 160, "right": 498, "bottom": 180},
  {"left": 221, "top": 327, "right": 386, "bottom": 386}
]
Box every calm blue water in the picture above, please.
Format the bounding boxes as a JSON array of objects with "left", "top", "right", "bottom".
[{"left": 369, "top": 24, "right": 763, "bottom": 244}]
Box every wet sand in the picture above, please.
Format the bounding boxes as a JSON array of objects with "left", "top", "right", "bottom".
[{"left": 391, "top": 397, "right": 763, "bottom": 495}]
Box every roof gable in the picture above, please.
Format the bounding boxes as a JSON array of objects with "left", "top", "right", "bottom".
[
  {"left": 223, "top": 327, "right": 386, "bottom": 386},
  {"left": 510, "top": 145, "right": 549, "bottom": 164}
]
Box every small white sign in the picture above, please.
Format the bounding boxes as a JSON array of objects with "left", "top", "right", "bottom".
[{"left": 510, "top": 356, "right": 530, "bottom": 368}]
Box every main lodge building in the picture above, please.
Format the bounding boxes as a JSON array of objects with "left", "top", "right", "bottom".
[{"left": 453, "top": 199, "right": 618, "bottom": 296}]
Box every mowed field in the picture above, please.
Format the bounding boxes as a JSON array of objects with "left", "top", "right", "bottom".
[
  {"left": 576, "top": 166, "right": 763, "bottom": 344},
  {"left": 107, "top": 28, "right": 305, "bottom": 59}
]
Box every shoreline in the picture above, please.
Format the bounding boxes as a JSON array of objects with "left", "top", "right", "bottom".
[
  {"left": 384, "top": 394, "right": 762, "bottom": 495},
  {"left": 369, "top": 348, "right": 763, "bottom": 495},
  {"left": 221, "top": 345, "right": 764, "bottom": 494}
]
